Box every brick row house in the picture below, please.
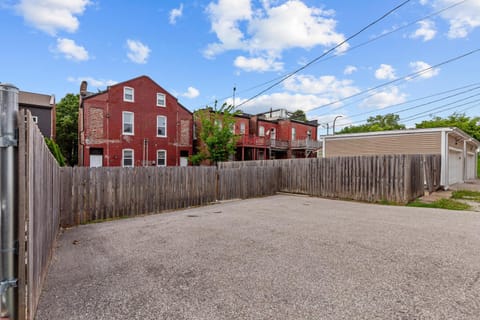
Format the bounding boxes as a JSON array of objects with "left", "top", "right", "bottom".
[
  {"left": 194, "top": 108, "right": 321, "bottom": 161},
  {"left": 234, "top": 109, "right": 320, "bottom": 160},
  {"left": 78, "top": 76, "right": 193, "bottom": 167}
]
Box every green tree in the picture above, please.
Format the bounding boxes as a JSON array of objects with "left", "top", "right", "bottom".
[
  {"left": 289, "top": 109, "right": 307, "bottom": 122},
  {"left": 45, "top": 138, "right": 66, "bottom": 166},
  {"left": 339, "top": 113, "right": 405, "bottom": 134},
  {"left": 415, "top": 113, "right": 480, "bottom": 141},
  {"left": 56, "top": 93, "right": 79, "bottom": 166},
  {"left": 192, "top": 103, "right": 239, "bottom": 165}
]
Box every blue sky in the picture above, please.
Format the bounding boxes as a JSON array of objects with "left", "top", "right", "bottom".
[{"left": 1, "top": 0, "right": 479, "bottom": 134}]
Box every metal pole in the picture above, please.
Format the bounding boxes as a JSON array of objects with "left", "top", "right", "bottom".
[
  {"left": 332, "top": 115, "right": 343, "bottom": 135},
  {"left": 0, "top": 83, "right": 19, "bottom": 320}
]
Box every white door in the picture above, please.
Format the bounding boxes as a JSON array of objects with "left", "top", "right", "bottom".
[
  {"left": 90, "top": 154, "right": 103, "bottom": 167},
  {"left": 180, "top": 157, "right": 188, "bottom": 167},
  {"left": 466, "top": 153, "right": 476, "bottom": 180},
  {"left": 448, "top": 148, "right": 463, "bottom": 185}
]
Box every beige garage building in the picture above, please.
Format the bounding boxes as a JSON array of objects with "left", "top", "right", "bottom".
[{"left": 321, "top": 127, "right": 479, "bottom": 189}]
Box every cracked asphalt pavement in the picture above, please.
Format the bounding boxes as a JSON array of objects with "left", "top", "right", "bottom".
[{"left": 35, "top": 195, "right": 480, "bottom": 319}]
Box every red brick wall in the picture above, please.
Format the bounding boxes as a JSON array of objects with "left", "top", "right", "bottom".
[{"left": 81, "top": 76, "right": 192, "bottom": 167}]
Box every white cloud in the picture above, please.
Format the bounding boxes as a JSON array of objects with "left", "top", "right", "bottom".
[
  {"left": 182, "top": 87, "right": 200, "bottom": 99},
  {"left": 204, "top": 0, "right": 347, "bottom": 71},
  {"left": 169, "top": 4, "right": 183, "bottom": 25},
  {"left": 374, "top": 64, "right": 396, "bottom": 80},
  {"left": 204, "top": 0, "right": 252, "bottom": 57},
  {"left": 126, "top": 39, "right": 151, "bottom": 64},
  {"left": 409, "top": 61, "right": 440, "bottom": 79},
  {"left": 423, "top": 0, "right": 480, "bottom": 38},
  {"left": 283, "top": 75, "right": 359, "bottom": 98},
  {"left": 247, "top": 1, "right": 347, "bottom": 53},
  {"left": 234, "top": 55, "right": 283, "bottom": 72},
  {"left": 56, "top": 38, "right": 89, "bottom": 61},
  {"left": 16, "top": 0, "right": 91, "bottom": 35},
  {"left": 235, "top": 92, "right": 332, "bottom": 114},
  {"left": 360, "top": 86, "right": 407, "bottom": 109},
  {"left": 410, "top": 20, "right": 437, "bottom": 41},
  {"left": 67, "top": 76, "right": 117, "bottom": 88},
  {"left": 232, "top": 73, "right": 360, "bottom": 114},
  {"left": 343, "top": 65, "right": 358, "bottom": 75}
]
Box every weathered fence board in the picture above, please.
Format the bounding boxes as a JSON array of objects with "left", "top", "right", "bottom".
[
  {"left": 17, "top": 110, "right": 62, "bottom": 320},
  {"left": 219, "top": 155, "right": 438, "bottom": 204}
]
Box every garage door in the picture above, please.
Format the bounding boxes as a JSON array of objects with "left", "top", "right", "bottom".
[
  {"left": 466, "top": 153, "right": 476, "bottom": 180},
  {"left": 448, "top": 148, "right": 463, "bottom": 185}
]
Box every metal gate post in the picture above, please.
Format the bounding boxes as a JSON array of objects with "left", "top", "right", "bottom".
[{"left": 0, "top": 83, "right": 19, "bottom": 319}]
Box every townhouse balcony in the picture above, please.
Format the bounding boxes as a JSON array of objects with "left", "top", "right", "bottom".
[
  {"left": 290, "top": 139, "right": 323, "bottom": 150},
  {"left": 236, "top": 135, "right": 321, "bottom": 150}
]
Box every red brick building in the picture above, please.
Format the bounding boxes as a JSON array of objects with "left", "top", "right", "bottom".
[
  {"left": 194, "top": 108, "right": 320, "bottom": 161},
  {"left": 78, "top": 76, "right": 192, "bottom": 167},
  {"left": 234, "top": 109, "right": 320, "bottom": 160}
]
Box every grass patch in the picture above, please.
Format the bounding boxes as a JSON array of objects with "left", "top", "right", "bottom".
[
  {"left": 452, "top": 190, "right": 480, "bottom": 202},
  {"left": 408, "top": 198, "right": 471, "bottom": 211}
]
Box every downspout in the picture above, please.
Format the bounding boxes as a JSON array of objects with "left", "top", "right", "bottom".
[
  {"left": 463, "top": 139, "right": 467, "bottom": 182},
  {"left": 322, "top": 137, "right": 326, "bottom": 158},
  {"left": 0, "top": 83, "right": 19, "bottom": 319},
  {"left": 440, "top": 129, "right": 449, "bottom": 189}
]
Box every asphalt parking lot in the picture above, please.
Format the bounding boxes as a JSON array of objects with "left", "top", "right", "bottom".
[{"left": 36, "top": 195, "right": 480, "bottom": 320}]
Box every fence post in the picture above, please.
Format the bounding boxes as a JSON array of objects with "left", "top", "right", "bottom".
[{"left": 0, "top": 83, "right": 19, "bottom": 319}]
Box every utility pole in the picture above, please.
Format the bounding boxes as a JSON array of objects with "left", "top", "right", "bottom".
[
  {"left": 232, "top": 85, "right": 236, "bottom": 109},
  {"left": 0, "top": 83, "right": 19, "bottom": 320},
  {"left": 322, "top": 123, "right": 330, "bottom": 135}
]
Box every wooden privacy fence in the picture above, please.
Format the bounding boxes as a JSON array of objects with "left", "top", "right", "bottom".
[
  {"left": 219, "top": 154, "right": 439, "bottom": 203},
  {"left": 15, "top": 109, "right": 441, "bottom": 320},
  {"left": 59, "top": 165, "right": 281, "bottom": 227},
  {"left": 17, "top": 110, "right": 62, "bottom": 320}
]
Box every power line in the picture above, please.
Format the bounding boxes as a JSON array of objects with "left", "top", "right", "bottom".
[
  {"left": 194, "top": 0, "right": 465, "bottom": 111},
  {"left": 334, "top": 83, "right": 480, "bottom": 122},
  {"left": 236, "top": 0, "right": 412, "bottom": 108},
  {"left": 332, "top": 92, "right": 480, "bottom": 130},
  {"left": 316, "top": 81, "right": 480, "bottom": 118},
  {"left": 401, "top": 96, "right": 480, "bottom": 122},
  {"left": 307, "top": 48, "right": 480, "bottom": 113}
]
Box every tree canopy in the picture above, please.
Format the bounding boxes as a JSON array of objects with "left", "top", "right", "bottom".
[
  {"left": 415, "top": 113, "right": 480, "bottom": 141},
  {"left": 289, "top": 109, "right": 307, "bottom": 122},
  {"left": 339, "top": 113, "right": 405, "bottom": 134},
  {"left": 56, "top": 93, "right": 79, "bottom": 166},
  {"left": 191, "top": 103, "right": 240, "bottom": 165}
]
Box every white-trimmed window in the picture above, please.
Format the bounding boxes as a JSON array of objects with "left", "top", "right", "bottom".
[
  {"left": 157, "top": 150, "right": 167, "bottom": 167},
  {"left": 157, "top": 115, "right": 167, "bottom": 137},
  {"left": 122, "top": 111, "right": 134, "bottom": 135},
  {"left": 259, "top": 126, "right": 265, "bottom": 137},
  {"left": 122, "top": 149, "right": 134, "bottom": 167},
  {"left": 124, "top": 87, "right": 134, "bottom": 102},
  {"left": 32, "top": 116, "right": 38, "bottom": 123},
  {"left": 240, "top": 123, "right": 246, "bottom": 134},
  {"left": 291, "top": 127, "right": 296, "bottom": 140},
  {"left": 157, "top": 93, "right": 166, "bottom": 107}
]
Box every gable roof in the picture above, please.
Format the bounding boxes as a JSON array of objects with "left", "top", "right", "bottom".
[{"left": 81, "top": 75, "right": 192, "bottom": 114}]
